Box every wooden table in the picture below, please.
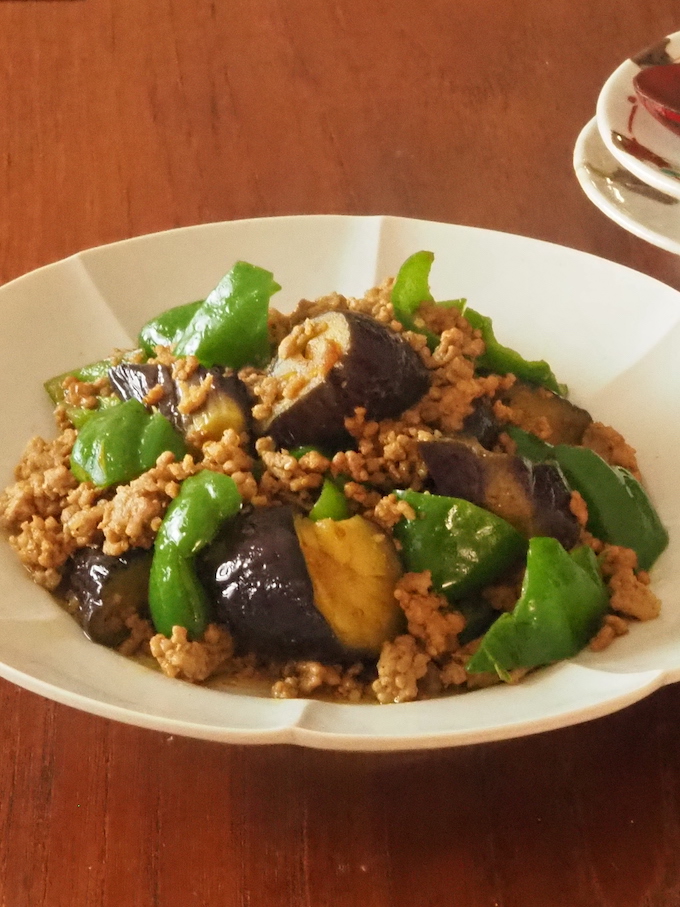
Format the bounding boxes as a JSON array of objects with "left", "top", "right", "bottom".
[{"left": 2, "top": 1, "right": 680, "bottom": 904}]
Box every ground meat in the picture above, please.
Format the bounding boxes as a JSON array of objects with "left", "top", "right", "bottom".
[
  {"left": 100, "top": 452, "right": 197, "bottom": 555},
  {"left": 600, "top": 544, "right": 661, "bottom": 621},
  {"left": 589, "top": 613, "right": 630, "bottom": 652},
  {"left": 255, "top": 437, "right": 328, "bottom": 506},
  {"left": 370, "top": 493, "right": 416, "bottom": 532},
  {"left": 569, "top": 490, "right": 589, "bottom": 528},
  {"left": 582, "top": 422, "right": 640, "bottom": 478},
  {"left": 272, "top": 661, "right": 364, "bottom": 701},
  {"left": 332, "top": 407, "right": 436, "bottom": 490},
  {"left": 394, "top": 571, "right": 464, "bottom": 658},
  {"left": 117, "top": 614, "right": 155, "bottom": 656},
  {"left": 438, "top": 656, "right": 469, "bottom": 688},
  {"left": 61, "top": 374, "right": 111, "bottom": 410},
  {"left": 0, "top": 430, "right": 79, "bottom": 529},
  {"left": 342, "top": 482, "right": 383, "bottom": 516},
  {"left": 9, "top": 515, "right": 74, "bottom": 590},
  {"left": 0, "top": 429, "right": 90, "bottom": 587},
  {"left": 243, "top": 370, "right": 283, "bottom": 425},
  {"left": 372, "top": 635, "right": 430, "bottom": 704},
  {"left": 493, "top": 399, "right": 552, "bottom": 441},
  {"left": 171, "top": 354, "right": 200, "bottom": 383},
  {"left": 416, "top": 324, "right": 507, "bottom": 435},
  {"left": 200, "top": 429, "right": 261, "bottom": 503},
  {"left": 176, "top": 371, "right": 213, "bottom": 416},
  {"left": 150, "top": 624, "right": 234, "bottom": 682},
  {"left": 142, "top": 384, "right": 166, "bottom": 407}
]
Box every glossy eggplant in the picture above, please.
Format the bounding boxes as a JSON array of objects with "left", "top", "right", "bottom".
[
  {"left": 499, "top": 381, "right": 592, "bottom": 445},
  {"left": 261, "top": 311, "right": 430, "bottom": 448},
  {"left": 109, "top": 362, "right": 251, "bottom": 443},
  {"left": 420, "top": 438, "right": 580, "bottom": 549},
  {"left": 198, "top": 505, "right": 403, "bottom": 662},
  {"left": 461, "top": 399, "right": 502, "bottom": 449},
  {"left": 66, "top": 547, "right": 152, "bottom": 647}
]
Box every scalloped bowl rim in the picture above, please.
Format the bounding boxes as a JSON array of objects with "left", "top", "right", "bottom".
[{"left": 0, "top": 214, "right": 678, "bottom": 751}]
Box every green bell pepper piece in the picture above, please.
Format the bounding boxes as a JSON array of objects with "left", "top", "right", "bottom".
[
  {"left": 391, "top": 252, "right": 564, "bottom": 393},
  {"left": 461, "top": 307, "right": 566, "bottom": 395},
  {"left": 393, "top": 490, "right": 526, "bottom": 600},
  {"left": 309, "top": 478, "right": 350, "bottom": 521},
  {"left": 70, "top": 398, "right": 187, "bottom": 488},
  {"left": 44, "top": 351, "right": 144, "bottom": 405},
  {"left": 508, "top": 427, "right": 668, "bottom": 571},
  {"left": 173, "top": 261, "right": 281, "bottom": 369},
  {"left": 66, "top": 394, "right": 122, "bottom": 430},
  {"left": 391, "top": 251, "right": 461, "bottom": 351},
  {"left": 138, "top": 299, "right": 203, "bottom": 357},
  {"left": 149, "top": 470, "right": 242, "bottom": 638},
  {"left": 466, "top": 537, "right": 609, "bottom": 677},
  {"left": 456, "top": 596, "right": 499, "bottom": 647}
]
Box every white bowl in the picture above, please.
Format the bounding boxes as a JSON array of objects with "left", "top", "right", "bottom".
[{"left": 1, "top": 215, "right": 679, "bottom": 751}]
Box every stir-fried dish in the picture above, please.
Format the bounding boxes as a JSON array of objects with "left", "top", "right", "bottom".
[{"left": 0, "top": 253, "right": 668, "bottom": 702}]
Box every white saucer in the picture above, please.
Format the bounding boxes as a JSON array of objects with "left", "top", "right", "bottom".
[
  {"left": 596, "top": 31, "right": 680, "bottom": 201},
  {"left": 574, "top": 117, "right": 680, "bottom": 255}
]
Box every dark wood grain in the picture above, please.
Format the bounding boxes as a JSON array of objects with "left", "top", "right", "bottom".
[{"left": 2, "top": 1, "right": 680, "bottom": 904}]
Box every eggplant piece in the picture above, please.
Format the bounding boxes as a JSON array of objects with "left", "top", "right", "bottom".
[
  {"left": 499, "top": 382, "right": 592, "bottom": 445},
  {"left": 420, "top": 438, "right": 580, "bottom": 549},
  {"left": 261, "top": 311, "right": 430, "bottom": 448},
  {"left": 109, "top": 362, "right": 251, "bottom": 443},
  {"left": 180, "top": 369, "right": 252, "bottom": 444},
  {"left": 198, "top": 506, "right": 403, "bottom": 662},
  {"left": 461, "top": 399, "right": 502, "bottom": 449},
  {"left": 108, "top": 362, "right": 177, "bottom": 422},
  {"left": 198, "top": 506, "right": 344, "bottom": 661},
  {"left": 66, "top": 548, "right": 152, "bottom": 647},
  {"left": 294, "top": 514, "right": 403, "bottom": 654}
]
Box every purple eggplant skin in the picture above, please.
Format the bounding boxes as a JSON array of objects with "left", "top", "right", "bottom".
[
  {"left": 109, "top": 363, "right": 178, "bottom": 424},
  {"left": 461, "top": 399, "right": 502, "bottom": 449},
  {"left": 499, "top": 382, "right": 592, "bottom": 445},
  {"left": 108, "top": 362, "right": 252, "bottom": 441},
  {"left": 530, "top": 462, "right": 581, "bottom": 548},
  {"left": 420, "top": 439, "right": 580, "bottom": 549},
  {"left": 198, "top": 505, "right": 348, "bottom": 663},
  {"left": 66, "top": 547, "right": 152, "bottom": 647},
  {"left": 262, "top": 311, "right": 430, "bottom": 448}
]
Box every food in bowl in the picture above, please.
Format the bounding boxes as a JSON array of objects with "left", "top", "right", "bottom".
[{"left": 0, "top": 252, "right": 668, "bottom": 703}]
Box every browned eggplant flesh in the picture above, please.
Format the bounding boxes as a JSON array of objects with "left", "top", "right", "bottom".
[{"left": 498, "top": 381, "right": 592, "bottom": 445}]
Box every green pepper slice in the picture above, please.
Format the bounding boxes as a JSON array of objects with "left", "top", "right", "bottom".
[
  {"left": 393, "top": 490, "right": 526, "bottom": 600},
  {"left": 138, "top": 299, "right": 203, "bottom": 357},
  {"left": 44, "top": 351, "right": 144, "bottom": 406},
  {"left": 462, "top": 307, "right": 566, "bottom": 395},
  {"left": 66, "top": 394, "right": 122, "bottom": 430},
  {"left": 508, "top": 427, "right": 668, "bottom": 571},
  {"left": 391, "top": 251, "right": 564, "bottom": 393},
  {"left": 149, "top": 470, "right": 242, "bottom": 638},
  {"left": 391, "top": 251, "right": 460, "bottom": 351},
  {"left": 309, "top": 478, "right": 350, "bottom": 521},
  {"left": 70, "top": 398, "right": 187, "bottom": 488},
  {"left": 466, "top": 537, "right": 608, "bottom": 677},
  {"left": 173, "top": 261, "right": 281, "bottom": 369}
]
